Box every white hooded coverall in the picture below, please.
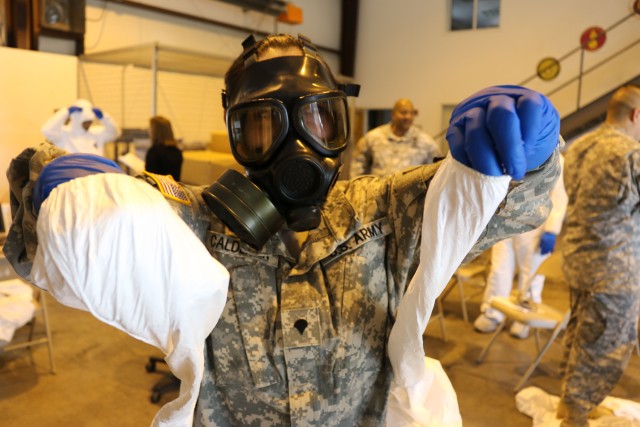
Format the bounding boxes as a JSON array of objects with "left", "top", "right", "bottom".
[{"left": 41, "top": 99, "right": 119, "bottom": 156}]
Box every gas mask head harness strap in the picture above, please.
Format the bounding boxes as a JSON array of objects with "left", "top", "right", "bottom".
[{"left": 203, "top": 34, "right": 360, "bottom": 249}]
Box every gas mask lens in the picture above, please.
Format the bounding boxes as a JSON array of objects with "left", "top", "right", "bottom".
[
  {"left": 228, "top": 101, "right": 287, "bottom": 163},
  {"left": 296, "top": 94, "right": 349, "bottom": 152},
  {"left": 227, "top": 93, "right": 349, "bottom": 164}
]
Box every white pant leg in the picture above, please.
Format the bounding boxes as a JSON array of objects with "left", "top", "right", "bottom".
[
  {"left": 512, "top": 228, "right": 548, "bottom": 303},
  {"left": 482, "top": 237, "right": 517, "bottom": 321}
]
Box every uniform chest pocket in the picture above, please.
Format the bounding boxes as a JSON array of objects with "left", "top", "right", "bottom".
[{"left": 209, "top": 261, "right": 283, "bottom": 389}]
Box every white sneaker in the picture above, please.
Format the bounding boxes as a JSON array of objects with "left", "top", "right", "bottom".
[
  {"left": 509, "top": 321, "right": 530, "bottom": 339},
  {"left": 473, "top": 314, "right": 500, "bottom": 333}
]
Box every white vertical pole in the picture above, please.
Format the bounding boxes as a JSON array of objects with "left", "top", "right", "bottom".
[{"left": 151, "top": 43, "right": 158, "bottom": 117}]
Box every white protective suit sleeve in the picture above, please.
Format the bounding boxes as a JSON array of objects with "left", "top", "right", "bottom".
[
  {"left": 31, "top": 173, "right": 229, "bottom": 427},
  {"left": 41, "top": 108, "right": 70, "bottom": 144},
  {"left": 386, "top": 154, "right": 510, "bottom": 425},
  {"left": 90, "top": 112, "right": 120, "bottom": 147}
]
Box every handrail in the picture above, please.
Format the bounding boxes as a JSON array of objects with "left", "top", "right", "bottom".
[
  {"left": 517, "top": 11, "right": 636, "bottom": 87},
  {"left": 433, "top": 9, "right": 640, "bottom": 141},
  {"left": 545, "top": 37, "right": 640, "bottom": 99}
]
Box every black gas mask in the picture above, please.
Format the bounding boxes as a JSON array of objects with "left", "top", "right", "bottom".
[{"left": 203, "top": 35, "right": 360, "bottom": 249}]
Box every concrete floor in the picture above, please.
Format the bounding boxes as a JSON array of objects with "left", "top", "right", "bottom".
[{"left": 1, "top": 271, "right": 639, "bottom": 426}]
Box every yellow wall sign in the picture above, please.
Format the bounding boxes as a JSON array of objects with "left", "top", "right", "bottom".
[{"left": 537, "top": 57, "right": 560, "bottom": 81}]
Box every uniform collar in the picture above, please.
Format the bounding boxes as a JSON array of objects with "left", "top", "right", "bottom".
[
  {"left": 385, "top": 123, "right": 415, "bottom": 141},
  {"left": 216, "top": 182, "right": 360, "bottom": 274},
  {"left": 602, "top": 123, "right": 636, "bottom": 141},
  {"left": 292, "top": 182, "right": 359, "bottom": 274}
]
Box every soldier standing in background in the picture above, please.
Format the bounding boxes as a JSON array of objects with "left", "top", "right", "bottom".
[
  {"left": 349, "top": 98, "right": 441, "bottom": 177},
  {"left": 558, "top": 84, "right": 640, "bottom": 426}
]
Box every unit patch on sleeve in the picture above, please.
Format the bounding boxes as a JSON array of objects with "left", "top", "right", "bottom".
[{"left": 143, "top": 171, "right": 191, "bottom": 205}]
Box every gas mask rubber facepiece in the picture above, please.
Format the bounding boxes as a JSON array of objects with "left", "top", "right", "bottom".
[{"left": 203, "top": 35, "right": 360, "bottom": 249}]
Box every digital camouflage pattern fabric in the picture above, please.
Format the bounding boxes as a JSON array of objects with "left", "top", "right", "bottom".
[
  {"left": 560, "top": 124, "right": 640, "bottom": 424},
  {"left": 3, "top": 143, "right": 67, "bottom": 279},
  {"left": 349, "top": 124, "right": 442, "bottom": 177},
  {"left": 187, "top": 151, "right": 560, "bottom": 427}
]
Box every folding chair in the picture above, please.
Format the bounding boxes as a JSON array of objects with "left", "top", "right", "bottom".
[
  {"left": 3, "top": 282, "right": 56, "bottom": 374},
  {"left": 475, "top": 251, "right": 568, "bottom": 391},
  {"left": 439, "top": 262, "right": 487, "bottom": 323}
]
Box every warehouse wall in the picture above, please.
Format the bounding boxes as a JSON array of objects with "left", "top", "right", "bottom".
[
  {"left": 0, "top": 48, "right": 77, "bottom": 204},
  {"left": 355, "top": 0, "right": 640, "bottom": 141},
  {"left": 83, "top": 0, "right": 342, "bottom": 68},
  {"left": 2, "top": 0, "right": 639, "bottom": 202}
]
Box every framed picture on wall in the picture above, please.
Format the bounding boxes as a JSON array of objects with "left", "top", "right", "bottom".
[
  {"left": 35, "top": 0, "right": 85, "bottom": 34},
  {"left": 0, "top": 0, "right": 8, "bottom": 46},
  {"left": 40, "top": 0, "right": 72, "bottom": 32}
]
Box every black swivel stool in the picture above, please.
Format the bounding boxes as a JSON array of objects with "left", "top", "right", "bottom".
[{"left": 145, "top": 356, "right": 180, "bottom": 403}]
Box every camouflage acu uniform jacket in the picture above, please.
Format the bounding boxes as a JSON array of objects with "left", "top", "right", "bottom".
[
  {"left": 349, "top": 124, "right": 442, "bottom": 177},
  {"left": 563, "top": 124, "right": 640, "bottom": 295},
  {"left": 4, "top": 144, "right": 560, "bottom": 427},
  {"left": 172, "top": 152, "right": 559, "bottom": 426}
]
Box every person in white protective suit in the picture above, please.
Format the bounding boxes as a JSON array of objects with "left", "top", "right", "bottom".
[
  {"left": 4, "top": 33, "right": 564, "bottom": 427},
  {"left": 473, "top": 154, "right": 568, "bottom": 338},
  {"left": 41, "top": 98, "right": 119, "bottom": 156}
]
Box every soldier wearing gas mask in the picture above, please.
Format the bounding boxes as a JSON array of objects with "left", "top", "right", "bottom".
[
  {"left": 202, "top": 34, "right": 360, "bottom": 249},
  {"left": 5, "top": 34, "right": 562, "bottom": 426}
]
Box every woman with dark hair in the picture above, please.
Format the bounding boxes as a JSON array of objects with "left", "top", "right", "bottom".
[{"left": 145, "top": 116, "right": 183, "bottom": 180}]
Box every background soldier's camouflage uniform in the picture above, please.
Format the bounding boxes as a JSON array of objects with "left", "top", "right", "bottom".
[
  {"left": 3, "top": 143, "right": 66, "bottom": 280},
  {"left": 4, "top": 144, "right": 561, "bottom": 426},
  {"left": 560, "top": 124, "right": 640, "bottom": 426},
  {"left": 349, "top": 124, "right": 442, "bottom": 177}
]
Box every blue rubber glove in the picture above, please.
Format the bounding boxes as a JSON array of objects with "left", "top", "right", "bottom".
[
  {"left": 539, "top": 232, "right": 557, "bottom": 255},
  {"left": 68, "top": 106, "right": 82, "bottom": 115},
  {"left": 33, "top": 154, "right": 123, "bottom": 214},
  {"left": 92, "top": 107, "right": 104, "bottom": 119},
  {"left": 446, "top": 85, "right": 560, "bottom": 180}
]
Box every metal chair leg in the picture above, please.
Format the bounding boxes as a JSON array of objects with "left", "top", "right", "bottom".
[
  {"left": 40, "top": 292, "right": 56, "bottom": 374},
  {"left": 457, "top": 280, "right": 469, "bottom": 322},
  {"left": 514, "top": 317, "right": 569, "bottom": 391},
  {"left": 534, "top": 328, "right": 541, "bottom": 353},
  {"left": 476, "top": 320, "right": 507, "bottom": 364}
]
